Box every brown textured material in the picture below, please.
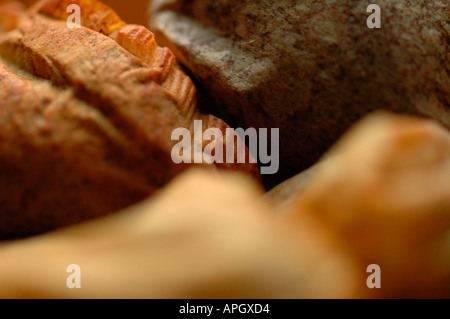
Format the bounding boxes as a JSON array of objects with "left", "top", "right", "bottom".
[
  {"left": 284, "top": 112, "right": 450, "bottom": 298},
  {"left": 0, "top": 0, "right": 260, "bottom": 240},
  {"left": 148, "top": 0, "right": 450, "bottom": 185}
]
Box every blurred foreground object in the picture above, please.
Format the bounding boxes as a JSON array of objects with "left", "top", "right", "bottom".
[
  {"left": 0, "top": 169, "right": 359, "bottom": 298},
  {"left": 275, "top": 112, "right": 450, "bottom": 298},
  {"left": 0, "top": 0, "right": 258, "bottom": 239},
  {"left": 149, "top": 0, "right": 450, "bottom": 185},
  {"left": 0, "top": 1, "right": 24, "bottom": 31},
  {"left": 0, "top": 113, "right": 448, "bottom": 298}
]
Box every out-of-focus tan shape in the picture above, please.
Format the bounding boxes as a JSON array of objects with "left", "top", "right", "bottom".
[
  {"left": 285, "top": 112, "right": 450, "bottom": 298},
  {"left": 264, "top": 161, "right": 327, "bottom": 210},
  {"left": 0, "top": 169, "right": 359, "bottom": 298},
  {"left": 0, "top": 1, "right": 24, "bottom": 31}
]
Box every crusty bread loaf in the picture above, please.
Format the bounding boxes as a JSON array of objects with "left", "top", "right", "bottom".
[{"left": 0, "top": 0, "right": 259, "bottom": 239}]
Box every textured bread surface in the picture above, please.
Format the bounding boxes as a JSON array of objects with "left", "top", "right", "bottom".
[{"left": 0, "top": 0, "right": 259, "bottom": 239}]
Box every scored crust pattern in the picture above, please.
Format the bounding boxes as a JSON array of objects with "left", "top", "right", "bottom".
[{"left": 0, "top": 0, "right": 259, "bottom": 239}]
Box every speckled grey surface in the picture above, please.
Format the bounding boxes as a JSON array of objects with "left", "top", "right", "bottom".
[{"left": 149, "top": 0, "right": 449, "bottom": 186}]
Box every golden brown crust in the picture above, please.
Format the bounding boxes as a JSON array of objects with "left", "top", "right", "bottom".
[
  {"left": 0, "top": 0, "right": 260, "bottom": 239},
  {"left": 32, "top": 0, "right": 197, "bottom": 118},
  {"left": 31, "top": 0, "right": 125, "bottom": 35}
]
